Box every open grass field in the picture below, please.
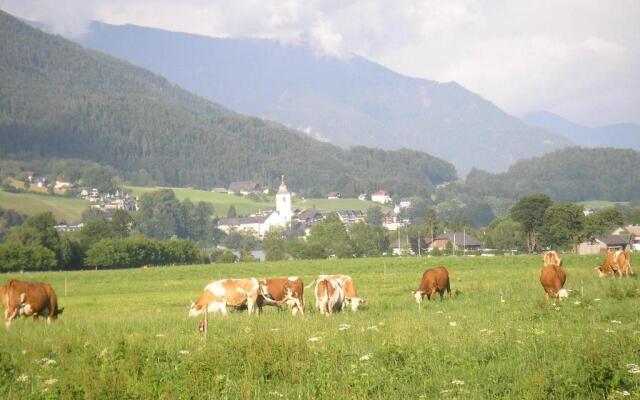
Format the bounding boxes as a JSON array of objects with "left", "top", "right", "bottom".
[
  {"left": 1, "top": 255, "right": 639, "bottom": 398},
  {"left": 579, "top": 200, "right": 630, "bottom": 210},
  {"left": 0, "top": 191, "right": 86, "bottom": 222},
  {"left": 126, "top": 186, "right": 390, "bottom": 217}
]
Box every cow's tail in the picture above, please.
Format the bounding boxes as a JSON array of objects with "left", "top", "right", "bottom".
[{"left": 304, "top": 279, "right": 317, "bottom": 289}]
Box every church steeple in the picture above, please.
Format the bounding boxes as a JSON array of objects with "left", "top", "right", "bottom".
[
  {"left": 277, "top": 175, "right": 289, "bottom": 194},
  {"left": 275, "top": 175, "right": 291, "bottom": 223}
]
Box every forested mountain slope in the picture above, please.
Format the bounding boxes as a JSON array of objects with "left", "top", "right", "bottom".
[{"left": 0, "top": 11, "right": 456, "bottom": 196}]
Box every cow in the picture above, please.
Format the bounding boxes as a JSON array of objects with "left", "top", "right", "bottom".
[
  {"left": 313, "top": 277, "right": 344, "bottom": 315},
  {"left": 257, "top": 277, "right": 305, "bottom": 315},
  {"left": 540, "top": 264, "right": 568, "bottom": 299},
  {"left": 543, "top": 251, "right": 562, "bottom": 267},
  {"left": 596, "top": 249, "right": 633, "bottom": 278},
  {"left": 2, "top": 280, "right": 63, "bottom": 328},
  {"left": 188, "top": 278, "right": 260, "bottom": 317},
  {"left": 412, "top": 267, "right": 451, "bottom": 304},
  {"left": 306, "top": 274, "right": 365, "bottom": 311}
]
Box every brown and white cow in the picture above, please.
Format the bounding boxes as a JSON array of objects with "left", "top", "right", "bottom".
[
  {"left": 540, "top": 264, "right": 568, "bottom": 299},
  {"left": 543, "top": 251, "right": 562, "bottom": 267},
  {"left": 188, "top": 278, "right": 260, "bottom": 317},
  {"left": 307, "top": 274, "right": 365, "bottom": 311},
  {"left": 2, "top": 280, "right": 63, "bottom": 328},
  {"left": 258, "top": 277, "right": 305, "bottom": 315},
  {"left": 412, "top": 267, "right": 451, "bottom": 304},
  {"left": 313, "top": 277, "right": 344, "bottom": 315},
  {"left": 596, "top": 249, "right": 633, "bottom": 278}
]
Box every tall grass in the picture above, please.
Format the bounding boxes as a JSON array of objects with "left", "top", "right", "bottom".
[{"left": 1, "top": 255, "right": 639, "bottom": 398}]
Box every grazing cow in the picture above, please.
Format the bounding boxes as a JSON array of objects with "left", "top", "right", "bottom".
[
  {"left": 306, "top": 274, "right": 365, "bottom": 311},
  {"left": 313, "top": 277, "right": 344, "bottom": 315},
  {"left": 258, "top": 277, "right": 305, "bottom": 315},
  {"left": 2, "top": 280, "right": 63, "bottom": 328},
  {"left": 540, "top": 264, "right": 568, "bottom": 299},
  {"left": 596, "top": 249, "right": 633, "bottom": 278},
  {"left": 412, "top": 267, "right": 451, "bottom": 304},
  {"left": 543, "top": 251, "right": 562, "bottom": 267},
  {"left": 188, "top": 278, "right": 260, "bottom": 317}
]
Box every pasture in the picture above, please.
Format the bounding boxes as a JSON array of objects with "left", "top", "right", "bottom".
[
  {"left": 1, "top": 255, "right": 639, "bottom": 399},
  {"left": 0, "top": 191, "right": 86, "bottom": 222}
]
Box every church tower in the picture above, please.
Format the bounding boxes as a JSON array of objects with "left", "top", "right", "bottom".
[{"left": 275, "top": 175, "right": 292, "bottom": 225}]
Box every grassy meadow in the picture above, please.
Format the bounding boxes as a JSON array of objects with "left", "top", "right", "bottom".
[
  {"left": 0, "top": 191, "right": 86, "bottom": 222},
  {"left": 1, "top": 255, "right": 639, "bottom": 399}
]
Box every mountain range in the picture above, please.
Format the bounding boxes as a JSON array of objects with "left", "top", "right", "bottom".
[
  {"left": 0, "top": 10, "right": 456, "bottom": 197},
  {"left": 523, "top": 111, "right": 640, "bottom": 151},
  {"left": 74, "top": 22, "right": 573, "bottom": 174}
]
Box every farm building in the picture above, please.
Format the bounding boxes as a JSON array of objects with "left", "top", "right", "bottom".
[
  {"left": 327, "top": 192, "right": 342, "bottom": 200},
  {"left": 427, "top": 232, "right": 481, "bottom": 252},
  {"left": 371, "top": 190, "right": 391, "bottom": 204},
  {"left": 211, "top": 187, "right": 229, "bottom": 194},
  {"left": 577, "top": 234, "right": 632, "bottom": 255},
  {"left": 228, "top": 181, "right": 262, "bottom": 195},
  {"left": 391, "top": 238, "right": 414, "bottom": 256},
  {"left": 336, "top": 210, "right": 365, "bottom": 228}
]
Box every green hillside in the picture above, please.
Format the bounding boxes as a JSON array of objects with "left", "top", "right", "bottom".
[
  {"left": 127, "top": 186, "right": 390, "bottom": 216},
  {"left": 0, "top": 191, "right": 86, "bottom": 222},
  {"left": 0, "top": 10, "right": 456, "bottom": 197}
]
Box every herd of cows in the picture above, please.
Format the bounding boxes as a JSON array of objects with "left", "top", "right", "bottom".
[{"left": 0, "top": 249, "right": 634, "bottom": 329}]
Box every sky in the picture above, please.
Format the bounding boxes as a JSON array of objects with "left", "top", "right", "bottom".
[{"left": 2, "top": 0, "right": 639, "bottom": 126}]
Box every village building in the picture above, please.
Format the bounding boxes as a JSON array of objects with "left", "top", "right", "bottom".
[
  {"left": 371, "top": 190, "right": 391, "bottom": 204},
  {"left": 211, "top": 187, "right": 229, "bottom": 194},
  {"left": 327, "top": 192, "right": 342, "bottom": 200},
  {"left": 399, "top": 199, "right": 412, "bottom": 208},
  {"left": 358, "top": 193, "right": 368, "bottom": 201},
  {"left": 54, "top": 176, "right": 74, "bottom": 190},
  {"left": 228, "top": 181, "right": 263, "bottom": 195},
  {"left": 336, "top": 210, "right": 365, "bottom": 229},
  {"left": 382, "top": 212, "right": 409, "bottom": 231},
  {"left": 577, "top": 234, "right": 632, "bottom": 255},
  {"left": 54, "top": 221, "right": 85, "bottom": 232},
  {"left": 390, "top": 238, "right": 415, "bottom": 256},
  {"left": 427, "top": 232, "right": 481, "bottom": 252}
]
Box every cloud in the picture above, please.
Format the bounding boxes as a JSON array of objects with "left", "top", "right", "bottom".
[{"left": 1, "top": 0, "right": 638, "bottom": 125}]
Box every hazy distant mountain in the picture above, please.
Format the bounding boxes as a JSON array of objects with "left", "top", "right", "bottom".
[
  {"left": 523, "top": 111, "right": 640, "bottom": 150},
  {"left": 0, "top": 10, "right": 456, "bottom": 196},
  {"left": 73, "top": 22, "right": 572, "bottom": 174}
]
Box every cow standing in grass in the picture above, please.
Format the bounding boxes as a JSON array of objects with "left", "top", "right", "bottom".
[
  {"left": 2, "top": 280, "right": 63, "bottom": 328},
  {"left": 412, "top": 267, "right": 451, "bottom": 304},
  {"left": 596, "top": 249, "right": 633, "bottom": 278},
  {"left": 313, "top": 277, "right": 344, "bottom": 315},
  {"left": 307, "top": 274, "right": 365, "bottom": 311},
  {"left": 540, "top": 264, "right": 568, "bottom": 299},
  {"left": 258, "top": 277, "right": 305, "bottom": 315},
  {"left": 188, "top": 278, "right": 260, "bottom": 317}
]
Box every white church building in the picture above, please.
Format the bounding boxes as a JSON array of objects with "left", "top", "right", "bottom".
[{"left": 217, "top": 176, "right": 292, "bottom": 239}]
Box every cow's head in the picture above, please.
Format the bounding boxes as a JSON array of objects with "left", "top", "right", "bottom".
[
  {"left": 412, "top": 290, "right": 425, "bottom": 304},
  {"left": 55, "top": 308, "right": 64, "bottom": 318},
  {"left": 345, "top": 297, "right": 365, "bottom": 311},
  {"left": 595, "top": 266, "right": 608, "bottom": 278},
  {"left": 188, "top": 301, "right": 202, "bottom": 317}
]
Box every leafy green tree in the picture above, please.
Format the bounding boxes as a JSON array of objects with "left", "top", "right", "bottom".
[
  {"left": 582, "top": 207, "right": 625, "bottom": 238},
  {"left": 110, "top": 209, "right": 133, "bottom": 238},
  {"left": 0, "top": 242, "right": 56, "bottom": 272},
  {"left": 510, "top": 194, "right": 553, "bottom": 253},
  {"left": 136, "top": 189, "right": 182, "bottom": 239},
  {"left": 8, "top": 212, "right": 62, "bottom": 266},
  {"left": 263, "top": 229, "right": 287, "bottom": 261},
  {"left": 484, "top": 217, "right": 526, "bottom": 251},
  {"left": 222, "top": 231, "right": 257, "bottom": 251},
  {"left": 217, "top": 251, "right": 237, "bottom": 264},
  {"left": 239, "top": 247, "right": 258, "bottom": 262},
  {"left": 78, "top": 219, "right": 114, "bottom": 248},
  {"left": 540, "top": 203, "right": 585, "bottom": 251},
  {"left": 349, "top": 222, "right": 388, "bottom": 257},
  {"left": 366, "top": 206, "right": 384, "bottom": 226},
  {"left": 227, "top": 205, "right": 237, "bottom": 218},
  {"left": 306, "top": 214, "right": 352, "bottom": 258}
]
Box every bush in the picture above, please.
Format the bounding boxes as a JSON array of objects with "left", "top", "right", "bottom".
[
  {"left": 85, "top": 237, "right": 199, "bottom": 269},
  {"left": 217, "top": 251, "right": 237, "bottom": 264},
  {"left": 0, "top": 242, "right": 57, "bottom": 272}
]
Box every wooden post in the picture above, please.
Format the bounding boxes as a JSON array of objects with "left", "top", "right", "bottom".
[
  {"left": 383, "top": 262, "right": 387, "bottom": 283},
  {"left": 581, "top": 279, "right": 584, "bottom": 297},
  {"left": 64, "top": 273, "right": 67, "bottom": 297},
  {"left": 204, "top": 307, "right": 208, "bottom": 340}
]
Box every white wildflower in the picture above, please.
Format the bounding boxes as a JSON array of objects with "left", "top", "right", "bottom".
[
  {"left": 155, "top": 334, "right": 166, "bottom": 338},
  {"left": 436, "top": 310, "right": 444, "bottom": 314},
  {"left": 307, "top": 336, "right": 321, "bottom": 342},
  {"left": 179, "top": 350, "right": 190, "bottom": 355},
  {"left": 611, "top": 320, "right": 622, "bottom": 324},
  {"left": 451, "top": 380, "right": 465, "bottom": 385},
  {"left": 534, "top": 329, "right": 545, "bottom": 335},
  {"left": 268, "top": 390, "right": 284, "bottom": 398},
  {"left": 573, "top": 301, "right": 581, "bottom": 305},
  {"left": 627, "top": 364, "right": 640, "bottom": 374},
  {"left": 339, "top": 324, "right": 351, "bottom": 331},
  {"left": 270, "top": 328, "right": 280, "bottom": 332},
  {"left": 44, "top": 378, "right": 57, "bottom": 385},
  {"left": 605, "top": 329, "right": 615, "bottom": 333},
  {"left": 359, "top": 353, "right": 373, "bottom": 361},
  {"left": 16, "top": 374, "right": 29, "bottom": 383},
  {"left": 366, "top": 326, "right": 379, "bottom": 331},
  {"left": 21, "top": 350, "right": 27, "bottom": 355},
  {"left": 594, "top": 298, "right": 601, "bottom": 302},
  {"left": 554, "top": 307, "right": 560, "bottom": 311},
  {"left": 215, "top": 374, "right": 225, "bottom": 381},
  {"left": 99, "top": 348, "right": 108, "bottom": 358},
  {"left": 449, "top": 321, "right": 457, "bottom": 327}
]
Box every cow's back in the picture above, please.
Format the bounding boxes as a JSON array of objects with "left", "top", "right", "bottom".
[
  {"left": 540, "top": 264, "right": 565, "bottom": 295},
  {"left": 419, "top": 267, "right": 449, "bottom": 292}
]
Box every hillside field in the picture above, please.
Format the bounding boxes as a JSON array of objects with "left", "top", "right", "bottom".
[
  {"left": 126, "top": 186, "right": 390, "bottom": 217},
  {"left": 1, "top": 255, "right": 639, "bottom": 398},
  {"left": 0, "top": 191, "right": 86, "bottom": 222}
]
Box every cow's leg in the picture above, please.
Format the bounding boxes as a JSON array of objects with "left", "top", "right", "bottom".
[{"left": 5, "top": 307, "right": 18, "bottom": 328}]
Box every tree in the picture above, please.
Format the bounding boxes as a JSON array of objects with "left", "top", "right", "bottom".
[
  {"left": 306, "top": 214, "right": 352, "bottom": 258},
  {"left": 239, "top": 247, "right": 258, "bottom": 262},
  {"left": 0, "top": 242, "right": 56, "bottom": 272},
  {"left": 135, "top": 189, "right": 182, "bottom": 239},
  {"left": 8, "top": 212, "right": 62, "bottom": 266},
  {"left": 110, "top": 209, "right": 133, "bottom": 238},
  {"left": 582, "top": 207, "right": 624, "bottom": 238},
  {"left": 349, "top": 222, "right": 388, "bottom": 257},
  {"left": 263, "top": 228, "right": 287, "bottom": 261},
  {"left": 78, "top": 219, "right": 114, "bottom": 248},
  {"left": 227, "top": 205, "right": 237, "bottom": 218},
  {"left": 366, "top": 206, "right": 384, "bottom": 226},
  {"left": 510, "top": 194, "right": 552, "bottom": 253},
  {"left": 540, "top": 203, "right": 585, "bottom": 251},
  {"left": 484, "top": 217, "right": 526, "bottom": 251}
]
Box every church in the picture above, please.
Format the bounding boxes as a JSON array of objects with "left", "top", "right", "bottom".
[{"left": 217, "top": 177, "right": 292, "bottom": 239}]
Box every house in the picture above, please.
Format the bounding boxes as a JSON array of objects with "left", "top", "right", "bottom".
[
  {"left": 390, "top": 238, "right": 415, "bottom": 256},
  {"left": 583, "top": 208, "right": 596, "bottom": 216},
  {"left": 217, "top": 177, "right": 292, "bottom": 239},
  {"left": 399, "top": 199, "right": 412, "bottom": 209},
  {"left": 336, "top": 210, "right": 365, "bottom": 229},
  {"left": 382, "top": 212, "right": 409, "bottom": 231},
  {"left": 577, "top": 235, "right": 631, "bottom": 255},
  {"left": 21, "top": 171, "right": 35, "bottom": 182},
  {"left": 358, "top": 193, "right": 368, "bottom": 201},
  {"left": 327, "top": 192, "right": 342, "bottom": 200},
  {"left": 611, "top": 225, "right": 640, "bottom": 251},
  {"left": 228, "top": 181, "right": 261, "bottom": 195},
  {"left": 34, "top": 177, "right": 47, "bottom": 188},
  {"left": 427, "top": 232, "right": 481, "bottom": 252},
  {"left": 211, "top": 187, "right": 229, "bottom": 194},
  {"left": 371, "top": 190, "right": 391, "bottom": 204},
  {"left": 54, "top": 221, "right": 84, "bottom": 232},
  {"left": 54, "top": 176, "right": 74, "bottom": 190},
  {"left": 294, "top": 209, "right": 324, "bottom": 225}
]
